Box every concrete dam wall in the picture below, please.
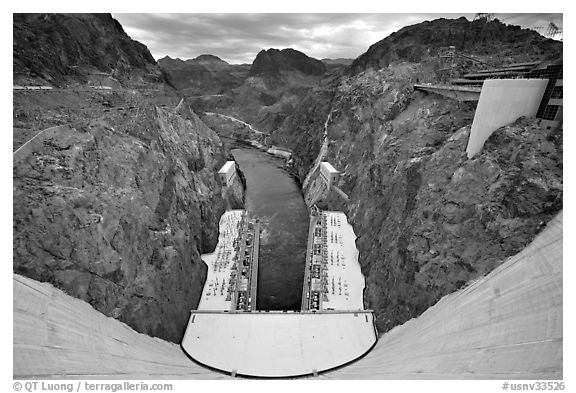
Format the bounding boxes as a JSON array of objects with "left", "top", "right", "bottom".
[
  {"left": 466, "top": 79, "right": 548, "bottom": 158},
  {"left": 13, "top": 211, "right": 562, "bottom": 379}
]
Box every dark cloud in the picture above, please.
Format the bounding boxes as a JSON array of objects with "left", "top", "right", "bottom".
[{"left": 113, "top": 13, "right": 562, "bottom": 64}]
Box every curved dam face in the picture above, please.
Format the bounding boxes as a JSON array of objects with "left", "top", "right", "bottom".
[
  {"left": 12, "top": 274, "right": 224, "bottom": 380},
  {"left": 13, "top": 211, "right": 562, "bottom": 379}
]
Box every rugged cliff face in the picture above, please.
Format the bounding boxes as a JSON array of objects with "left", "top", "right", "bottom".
[
  {"left": 272, "top": 18, "right": 563, "bottom": 333},
  {"left": 250, "top": 48, "right": 326, "bottom": 77},
  {"left": 276, "top": 59, "right": 562, "bottom": 333},
  {"left": 13, "top": 13, "right": 164, "bottom": 86},
  {"left": 349, "top": 17, "right": 562, "bottom": 75},
  {"left": 13, "top": 13, "right": 247, "bottom": 343},
  {"left": 13, "top": 96, "right": 244, "bottom": 342}
]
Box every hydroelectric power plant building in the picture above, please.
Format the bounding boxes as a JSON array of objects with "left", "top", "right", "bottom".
[
  {"left": 180, "top": 198, "right": 378, "bottom": 377},
  {"left": 320, "top": 161, "right": 339, "bottom": 189}
]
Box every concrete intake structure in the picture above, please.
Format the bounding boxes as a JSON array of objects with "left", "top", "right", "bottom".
[
  {"left": 320, "top": 162, "right": 339, "bottom": 189},
  {"left": 218, "top": 161, "right": 237, "bottom": 187},
  {"left": 466, "top": 79, "right": 548, "bottom": 158},
  {"left": 13, "top": 211, "right": 562, "bottom": 379}
]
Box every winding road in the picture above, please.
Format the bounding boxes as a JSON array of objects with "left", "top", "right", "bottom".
[{"left": 204, "top": 112, "right": 270, "bottom": 136}]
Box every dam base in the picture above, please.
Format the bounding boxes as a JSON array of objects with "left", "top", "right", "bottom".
[
  {"left": 181, "top": 310, "right": 377, "bottom": 377},
  {"left": 181, "top": 206, "right": 377, "bottom": 377}
]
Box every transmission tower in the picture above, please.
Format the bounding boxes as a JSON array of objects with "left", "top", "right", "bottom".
[
  {"left": 532, "top": 22, "right": 563, "bottom": 40},
  {"left": 474, "top": 13, "right": 495, "bottom": 22}
]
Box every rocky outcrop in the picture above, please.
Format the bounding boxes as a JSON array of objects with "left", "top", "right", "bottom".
[
  {"left": 350, "top": 17, "right": 562, "bottom": 75},
  {"left": 192, "top": 54, "right": 233, "bottom": 72},
  {"left": 277, "top": 62, "right": 562, "bottom": 334},
  {"left": 13, "top": 100, "right": 244, "bottom": 343},
  {"left": 157, "top": 56, "right": 189, "bottom": 71},
  {"left": 13, "top": 13, "right": 164, "bottom": 86},
  {"left": 249, "top": 48, "right": 326, "bottom": 77}
]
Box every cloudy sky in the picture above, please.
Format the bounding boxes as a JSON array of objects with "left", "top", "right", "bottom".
[{"left": 113, "top": 13, "right": 563, "bottom": 64}]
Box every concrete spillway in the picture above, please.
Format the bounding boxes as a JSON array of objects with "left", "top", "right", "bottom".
[{"left": 13, "top": 212, "right": 562, "bottom": 379}]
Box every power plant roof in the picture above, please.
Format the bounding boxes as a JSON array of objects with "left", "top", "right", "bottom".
[
  {"left": 218, "top": 161, "right": 235, "bottom": 174},
  {"left": 321, "top": 162, "right": 339, "bottom": 174}
]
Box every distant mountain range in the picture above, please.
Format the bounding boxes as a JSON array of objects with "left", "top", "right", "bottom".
[
  {"left": 158, "top": 54, "right": 250, "bottom": 94},
  {"left": 157, "top": 47, "right": 335, "bottom": 130},
  {"left": 321, "top": 58, "right": 354, "bottom": 66},
  {"left": 158, "top": 48, "right": 331, "bottom": 93},
  {"left": 158, "top": 54, "right": 237, "bottom": 72}
]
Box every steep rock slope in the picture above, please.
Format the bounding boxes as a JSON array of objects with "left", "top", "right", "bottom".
[
  {"left": 13, "top": 13, "right": 164, "bottom": 86},
  {"left": 350, "top": 17, "right": 562, "bottom": 75},
  {"left": 276, "top": 60, "right": 562, "bottom": 333},
  {"left": 235, "top": 48, "right": 330, "bottom": 131},
  {"left": 249, "top": 48, "right": 326, "bottom": 77},
  {"left": 13, "top": 99, "right": 244, "bottom": 343}
]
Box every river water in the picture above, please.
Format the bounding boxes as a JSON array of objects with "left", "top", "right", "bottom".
[{"left": 232, "top": 148, "right": 309, "bottom": 310}]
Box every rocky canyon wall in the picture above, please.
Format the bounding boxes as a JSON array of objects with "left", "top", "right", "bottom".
[
  {"left": 277, "top": 64, "right": 562, "bottom": 334},
  {"left": 13, "top": 100, "right": 244, "bottom": 343}
]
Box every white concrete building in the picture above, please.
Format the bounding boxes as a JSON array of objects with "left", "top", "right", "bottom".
[
  {"left": 320, "top": 162, "right": 339, "bottom": 188},
  {"left": 466, "top": 78, "right": 548, "bottom": 158},
  {"left": 321, "top": 211, "right": 365, "bottom": 310},
  {"left": 197, "top": 210, "right": 244, "bottom": 311},
  {"left": 218, "top": 161, "right": 237, "bottom": 187}
]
